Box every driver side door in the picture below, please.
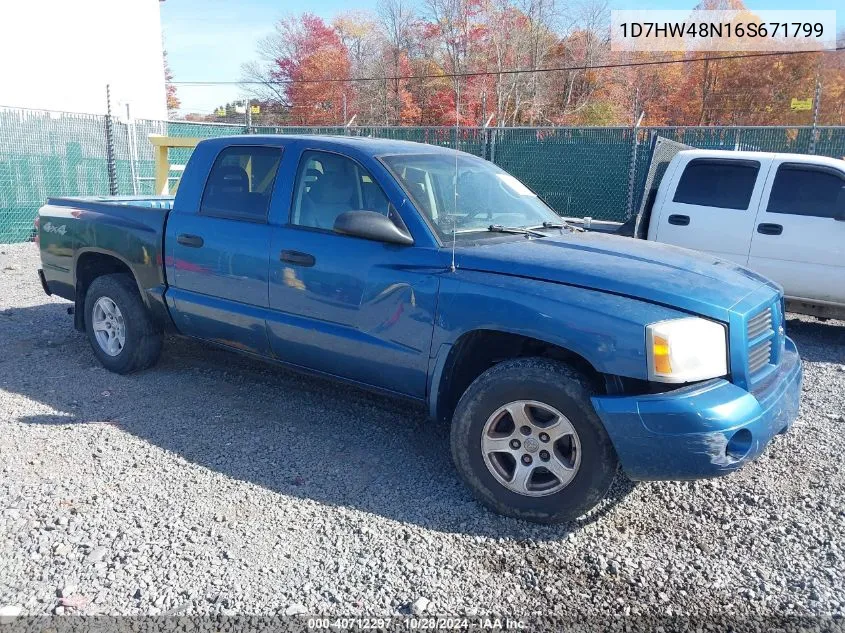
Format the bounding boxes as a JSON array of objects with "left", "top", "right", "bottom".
[{"left": 267, "top": 149, "right": 441, "bottom": 398}]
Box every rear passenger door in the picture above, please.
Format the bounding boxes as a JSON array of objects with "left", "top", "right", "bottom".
[
  {"left": 748, "top": 161, "right": 845, "bottom": 304},
  {"left": 653, "top": 156, "right": 768, "bottom": 265},
  {"left": 165, "top": 145, "right": 282, "bottom": 355}
]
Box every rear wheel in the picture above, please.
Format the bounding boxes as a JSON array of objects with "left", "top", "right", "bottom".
[
  {"left": 450, "top": 358, "right": 617, "bottom": 523},
  {"left": 84, "top": 274, "right": 162, "bottom": 374}
]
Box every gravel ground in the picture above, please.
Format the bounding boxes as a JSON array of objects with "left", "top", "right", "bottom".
[{"left": 1, "top": 242, "right": 844, "bottom": 628}]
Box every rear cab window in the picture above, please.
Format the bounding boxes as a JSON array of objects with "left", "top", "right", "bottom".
[
  {"left": 200, "top": 145, "right": 283, "bottom": 222},
  {"left": 673, "top": 158, "right": 760, "bottom": 210},
  {"left": 766, "top": 163, "right": 845, "bottom": 218}
]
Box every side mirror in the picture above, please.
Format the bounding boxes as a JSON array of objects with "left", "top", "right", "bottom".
[{"left": 333, "top": 210, "right": 414, "bottom": 245}]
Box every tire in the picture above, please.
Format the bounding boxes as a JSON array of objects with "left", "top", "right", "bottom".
[
  {"left": 450, "top": 358, "right": 618, "bottom": 524},
  {"left": 83, "top": 273, "right": 162, "bottom": 374}
]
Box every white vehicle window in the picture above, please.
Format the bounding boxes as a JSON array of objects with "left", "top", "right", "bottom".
[
  {"left": 673, "top": 159, "right": 760, "bottom": 211},
  {"left": 766, "top": 164, "right": 845, "bottom": 219}
]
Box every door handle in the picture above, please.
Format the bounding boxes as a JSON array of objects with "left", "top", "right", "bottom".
[
  {"left": 668, "top": 214, "right": 690, "bottom": 226},
  {"left": 177, "top": 233, "right": 204, "bottom": 248},
  {"left": 280, "top": 250, "right": 316, "bottom": 267},
  {"left": 757, "top": 223, "right": 783, "bottom": 235}
]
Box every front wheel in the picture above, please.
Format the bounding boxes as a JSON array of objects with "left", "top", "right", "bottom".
[
  {"left": 450, "top": 358, "right": 618, "bottom": 524},
  {"left": 83, "top": 273, "right": 162, "bottom": 374}
]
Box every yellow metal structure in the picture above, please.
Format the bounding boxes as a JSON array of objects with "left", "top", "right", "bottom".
[{"left": 149, "top": 135, "right": 202, "bottom": 195}]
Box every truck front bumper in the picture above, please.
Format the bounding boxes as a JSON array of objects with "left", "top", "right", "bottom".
[{"left": 591, "top": 337, "right": 802, "bottom": 481}]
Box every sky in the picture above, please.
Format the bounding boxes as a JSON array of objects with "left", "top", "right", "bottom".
[{"left": 160, "top": 0, "right": 843, "bottom": 114}]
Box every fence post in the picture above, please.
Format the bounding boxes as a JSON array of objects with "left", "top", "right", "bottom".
[
  {"left": 104, "top": 84, "right": 118, "bottom": 195},
  {"left": 486, "top": 116, "right": 498, "bottom": 164},
  {"left": 345, "top": 114, "right": 356, "bottom": 136},
  {"left": 809, "top": 75, "right": 822, "bottom": 155},
  {"left": 125, "top": 104, "right": 139, "bottom": 196},
  {"left": 625, "top": 89, "right": 643, "bottom": 220},
  {"left": 625, "top": 130, "right": 639, "bottom": 220},
  {"left": 482, "top": 113, "right": 495, "bottom": 161}
]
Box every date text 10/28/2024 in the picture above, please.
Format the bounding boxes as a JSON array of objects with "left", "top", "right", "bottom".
[{"left": 307, "top": 617, "right": 527, "bottom": 630}]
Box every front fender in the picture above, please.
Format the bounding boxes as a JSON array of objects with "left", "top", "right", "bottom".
[{"left": 427, "top": 271, "right": 691, "bottom": 417}]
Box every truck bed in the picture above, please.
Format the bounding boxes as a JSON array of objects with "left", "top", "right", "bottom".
[{"left": 37, "top": 195, "right": 174, "bottom": 330}]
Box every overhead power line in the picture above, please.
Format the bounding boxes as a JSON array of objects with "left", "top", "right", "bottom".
[{"left": 169, "top": 47, "right": 845, "bottom": 86}]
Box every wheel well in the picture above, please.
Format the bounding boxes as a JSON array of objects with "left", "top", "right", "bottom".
[
  {"left": 74, "top": 253, "right": 137, "bottom": 330},
  {"left": 434, "top": 330, "right": 604, "bottom": 424}
]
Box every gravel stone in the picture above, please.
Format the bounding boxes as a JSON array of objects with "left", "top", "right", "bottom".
[
  {"left": 0, "top": 243, "right": 844, "bottom": 625},
  {"left": 52, "top": 544, "right": 71, "bottom": 557},
  {"left": 284, "top": 603, "right": 307, "bottom": 616},
  {"left": 85, "top": 547, "right": 107, "bottom": 563},
  {"left": 411, "top": 597, "right": 431, "bottom": 615}
]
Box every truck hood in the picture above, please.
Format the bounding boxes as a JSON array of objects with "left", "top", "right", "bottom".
[{"left": 454, "top": 231, "right": 776, "bottom": 321}]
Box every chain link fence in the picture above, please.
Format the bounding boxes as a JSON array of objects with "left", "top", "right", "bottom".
[{"left": 2, "top": 105, "right": 845, "bottom": 243}]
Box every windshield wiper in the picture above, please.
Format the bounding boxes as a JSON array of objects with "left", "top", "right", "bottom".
[
  {"left": 540, "top": 220, "right": 585, "bottom": 233},
  {"left": 488, "top": 224, "right": 547, "bottom": 238}
]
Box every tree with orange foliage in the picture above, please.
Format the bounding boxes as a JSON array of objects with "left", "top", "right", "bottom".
[
  {"left": 163, "top": 50, "right": 180, "bottom": 116},
  {"left": 230, "top": 2, "right": 845, "bottom": 128},
  {"left": 274, "top": 15, "right": 353, "bottom": 125},
  {"left": 818, "top": 30, "right": 845, "bottom": 125},
  {"left": 242, "top": 14, "right": 353, "bottom": 125}
]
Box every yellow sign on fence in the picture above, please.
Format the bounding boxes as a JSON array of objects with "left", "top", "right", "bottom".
[{"left": 790, "top": 98, "right": 813, "bottom": 112}]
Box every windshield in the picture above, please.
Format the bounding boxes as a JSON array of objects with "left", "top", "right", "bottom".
[{"left": 382, "top": 153, "right": 562, "bottom": 239}]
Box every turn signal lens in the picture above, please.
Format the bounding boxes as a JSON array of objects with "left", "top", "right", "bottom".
[{"left": 652, "top": 335, "right": 672, "bottom": 374}]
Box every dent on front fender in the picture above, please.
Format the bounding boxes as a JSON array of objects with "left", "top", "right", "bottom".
[
  {"left": 425, "top": 272, "right": 696, "bottom": 423},
  {"left": 431, "top": 272, "right": 691, "bottom": 380}
]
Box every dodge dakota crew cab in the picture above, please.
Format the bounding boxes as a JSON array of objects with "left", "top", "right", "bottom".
[{"left": 36, "top": 135, "right": 802, "bottom": 523}]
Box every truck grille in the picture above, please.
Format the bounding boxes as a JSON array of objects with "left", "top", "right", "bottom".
[{"left": 747, "top": 306, "right": 775, "bottom": 376}]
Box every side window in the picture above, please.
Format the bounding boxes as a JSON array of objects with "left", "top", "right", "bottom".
[
  {"left": 200, "top": 146, "right": 283, "bottom": 221},
  {"left": 292, "top": 151, "right": 392, "bottom": 230},
  {"left": 766, "top": 164, "right": 845, "bottom": 218},
  {"left": 673, "top": 159, "right": 760, "bottom": 210}
]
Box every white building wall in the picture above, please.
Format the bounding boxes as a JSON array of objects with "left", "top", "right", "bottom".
[{"left": 0, "top": 0, "right": 167, "bottom": 120}]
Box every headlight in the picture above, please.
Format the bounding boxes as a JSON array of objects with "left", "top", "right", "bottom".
[{"left": 646, "top": 317, "right": 728, "bottom": 383}]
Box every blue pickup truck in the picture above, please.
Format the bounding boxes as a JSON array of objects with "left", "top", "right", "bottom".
[{"left": 36, "top": 135, "right": 802, "bottom": 523}]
